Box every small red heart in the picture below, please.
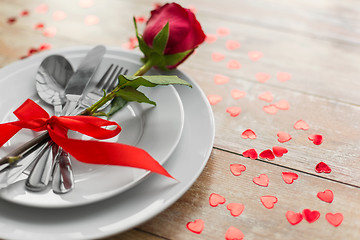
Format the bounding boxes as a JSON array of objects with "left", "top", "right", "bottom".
[
  {"left": 274, "top": 100, "right": 290, "bottom": 110},
  {"left": 226, "top": 40, "right": 240, "bottom": 50},
  {"left": 227, "top": 203, "right": 245, "bottom": 216},
  {"left": 214, "top": 74, "right": 229, "bottom": 85},
  {"left": 326, "top": 213, "right": 343, "bottom": 227},
  {"left": 277, "top": 131, "right": 292, "bottom": 143},
  {"left": 303, "top": 209, "right": 320, "bottom": 223},
  {"left": 230, "top": 164, "right": 246, "bottom": 176},
  {"left": 209, "top": 193, "right": 226, "bottom": 207},
  {"left": 39, "top": 43, "right": 51, "bottom": 51},
  {"left": 259, "top": 149, "right": 275, "bottom": 160},
  {"left": 241, "top": 129, "right": 256, "bottom": 139},
  {"left": 226, "top": 106, "right": 241, "bottom": 117},
  {"left": 258, "top": 91, "right": 273, "bottom": 102},
  {"left": 135, "top": 16, "right": 146, "bottom": 23},
  {"left": 243, "top": 149, "right": 258, "bottom": 160},
  {"left": 248, "top": 51, "right": 263, "bottom": 61},
  {"left": 315, "top": 162, "right": 331, "bottom": 173},
  {"left": 277, "top": 72, "right": 292, "bottom": 82},
  {"left": 186, "top": 219, "right": 204, "bottom": 234},
  {"left": 272, "top": 146, "right": 288, "bottom": 157},
  {"left": 212, "top": 52, "right": 225, "bottom": 62},
  {"left": 294, "top": 120, "right": 309, "bottom": 130},
  {"left": 282, "top": 172, "right": 298, "bottom": 184},
  {"left": 227, "top": 59, "right": 241, "bottom": 69},
  {"left": 7, "top": 17, "right": 17, "bottom": 24},
  {"left": 20, "top": 10, "right": 29, "bottom": 17},
  {"left": 260, "top": 195, "right": 278, "bottom": 209},
  {"left": 231, "top": 89, "right": 246, "bottom": 99},
  {"left": 253, "top": 174, "right": 269, "bottom": 187},
  {"left": 263, "top": 105, "right": 278, "bottom": 115},
  {"left": 317, "top": 189, "right": 333, "bottom": 203},
  {"left": 255, "top": 72, "right": 270, "bottom": 83},
  {"left": 286, "top": 211, "right": 303, "bottom": 225},
  {"left": 34, "top": 23, "right": 44, "bottom": 30},
  {"left": 308, "top": 134, "right": 323, "bottom": 145},
  {"left": 207, "top": 94, "right": 222, "bottom": 105},
  {"left": 205, "top": 34, "right": 217, "bottom": 43},
  {"left": 225, "top": 226, "right": 244, "bottom": 240}
]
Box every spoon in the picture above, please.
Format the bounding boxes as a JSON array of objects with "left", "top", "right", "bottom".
[{"left": 25, "top": 55, "right": 74, "bottom": 192}]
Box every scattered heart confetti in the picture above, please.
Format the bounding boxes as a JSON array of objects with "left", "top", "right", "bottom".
[
  {"left": 35, "top": 4, "right": 48, "bottom": 14},
  {"left": 241, "top": 129, "right": 256, "bottom": 139},
  {"left": 226, "top": 40, "right": 240, "bottom": 50},
  {"left": 317, "top": 189, "right": 334, "bottom": 203},
  {"left": 231, "top": 89, "right": 246, "bottom": 99},
  {"left": 277, "top": 72, "right": 292, "bottom": 82},
  {"left": 79, "top": 0, "right": 94, "bottom": 8},
  {"left": 53, "top": 10, "right": 67, "bottom": 21},
  {"left": 248, "top": 51, "right": 263, "bottom": 61},
  {"left": 260, "top": 196, "right": 278, "bottom": 209},
  {"left": 308, "top": 134, "right": 323, "bottom": 145},
  {"left": 294, "top": 120, "right": 309, "bottom": 130},
  {"left": 186, "top": 219, "right": 204, "bottom": 234},
  {"left": 42, "top": 27, "right": 57, "bottom": 38},
  {"left": 209, "top": 193, "right": 226, "bottom": 207},
  {"left": 227, "top": 59, "right": 241, "bottom": 69},
  {"left": 227, "top": 203, "right": 245, "bottom": 217},
  {"left": 255, "top": 72, "right": 270, "bottom": 83},
  {"left": 263, "top": 105, "right": 278, "bottom": 115},
  {"left": 122, "top": 37, "right": 138, "bottom": 50},
  {"left": 286, "top": 211, "right": 303, "bottom": 225},
  {"left": 214, "top": 74, "right": 229, "bottom": 85},
  {"left": 226, "top": 106, "right": 241, "bottom": 117},
  {"left": 225, "top": 226, "right": 244, "bottom": 240},
  {"left": 205, "top": 34, "right": 217, "bottom": 43},
  {"left": 34, "top": 23, "right": 45, "bottom": 30},
  {"left": 258, "top": 91, "right": 273, "bottom": 102},
  {"left": 243, "top": 148, "right": 258, "bottom": 160},
  {"left": 217, "top": 27, "right": 230, "bottom": 36},
  {"left": 315, "top": 162, "right": 331, "bottom": 173},
  {"left": 326, "top": 213, "right": 343, "bottom": 227},
  {"left": 84, "top": 15, "right": 100, "bottom": 25},
  {"left": 272, "top": 146, "right": 288, "bottom": 157},
  {"left": 274, "top": 100, "right": 290, "bottom": 110},
  {"left": 253, "top": 174, "right": 269, "bottom": 187},
  {"left": 211, "top": 52, "right": 225, "bottom": 62},
  {"left": 207, "top": 94, "right": 223, "bottom": 105},
  {"left": 281, "top": 172, "right": 298, "bottom": 184},
  {"left": 259, "top": 149, "right": 275, "bottom": 160},
  {"left": 230, "top": 164, "right": 246, "bottom": 176},
  {"left": 7, "top": 17, "right": 16, "bottom": 24},
  {"left": 303, "top": 209, "right": 320, "bottom": 223},
  {"left": 277, "top": 131, "right": 292, "bottom": 143},
  {"left": 20, "top": 10, "right": 29, "bottom": 16},
  {"left": 39, "top": 43, "right": 51, "bottom": 51},
  {"left": 135, "top": 16, "right": 146, "bottom": 23}
]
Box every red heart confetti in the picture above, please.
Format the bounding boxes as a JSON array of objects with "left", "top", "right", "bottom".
[
  {"left": 79, "top": 0, "right": 94, "bottom": 8},
  {"left": 248, "top": 51, "right": 263, "bottom": 61},
  {"left": 308, "top": 134, "right": 323, "bottom": 145},
  {"left": 227, "top": 203, "right": 245, "bottom": 217},
  {"left": 326, "top": 213, "right": 343, "bottom": 227},
  {"left": 211, "top": 52, "right": 225, "bottom": 62},
  {"left": 35, "top": 4, "right": 48, "bottom": 14},
  {"left": 42, "top": 27, "right": 57, "bottom": 38},
  {"left": 186, "top": 219, "right": 204, "bottom": 234},
  {"left": 205, "top": 34, "right": 217, "bottom": 43},
  {"left": 226, "top": 40, "right": 240, "bottom": 50},
  {"left": 243, "top": 148, "right": 258, "bottom": 160},
  {"left": 253, "top": 174, "right": 269, "bottom": 187},
  {"left": 258, "top": 91, "right": 273, "bottom": 102},
  {"left": 260, "top": 195, "right": 278, "bottom": 209},
  {"left": 20, "top": 10, "right": 29, "bottom": 17},
  {"left": 281, "top": 172, "right": 298, "bottom": 184},
  {"left": 135, "top": 16, "right": 146, "bottom": 23},
  {"left": 34, "top": 23, "right": 44, "bottom": 30},
  {"left": 259, "top": 149, "right": 275, "bottom": 160},
  {"left": 315, "top": 162, "right": 331, "bottom": 173},
  {"left": 7, "top": 17, "right": 17, "bottom": 24},
  {"left": 84, "top": 15, "right": 100, "bottom": 25},
  {"left": 214, "top": 74, "right": 229, "bottom": 85},
  {"left": 294, "top": 120, "right": 309, "bottom": 130},
  {"left": 286, "top": 211, "right": 303, "bottom": 225},
  {"left": 263, "top": 104, "right": 278, "bottom": 115},
  {"left": 272, "top": 146, "right": 288, "bottom": 157},
  {"left": 241, "top": 129, "right": 256, "bottom": 139},
  {"left": 303, "top": 209, "right": 320, "bottom": 223},
  {"left": 255, "top": 72, "right": 270, "bottom": 83},
  {"left": 39, "top": 43, "right": 51, "bottom": 51},
  {"left": 227, "top": 59, "right": 241, "bottom": 69},
  {"left": 207, "top": 94, "right": 223, "bottom": 105},
  {"left": 317, "top": 189, "right": 333, "bottom": 203},
  {"left": 209, "top": 193, "right": 226, "bottom": 207},
  {"left": 277, "top": 72, "right": 292, "bottom": 82},
  {"left": 217, "top": 27, "right": 230, "bottom": 36},
  {"left": 231, "top": 89, "right": 246, "bottom": 99},
  {"left": 274, "top": 100, "right": 290, "bottom": 110},
  {"left": 226, "top": 106, "right": 241, "bottom": 117},
  {"left": 53, "top": 11, "right": 67, "bottom": 21},
  {"left": 230, "top": 164, "right": 246, "bottom": 176},
  {"left": 225, "top": 226, "right": 244, "bottom": 240},
  {"left": 277, "top": 131, "right": 292, "bottom": 143}
]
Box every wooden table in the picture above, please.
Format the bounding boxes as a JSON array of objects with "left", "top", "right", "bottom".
[{"left": 1, "top": 0, "right": 359, "bottom": 239}]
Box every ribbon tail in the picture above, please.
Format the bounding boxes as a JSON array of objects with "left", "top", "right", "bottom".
[{"left": 0, "top": 124, "right": 22, "bottom": 147}]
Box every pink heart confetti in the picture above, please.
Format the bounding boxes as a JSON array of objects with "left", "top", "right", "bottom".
[
  {"left": 227, "top": 60, "right": 241, "bottom": 69},
  {"left": 34, "top": 23, "right": 44, "bottom": 30},
  {"left": 42, "top": 27, "right": 57, "bottom": 38},
  {"left": 315, "top": 162, "right": 331, "bottom": 173},
  {"left": 231, "top": 89, "right": 246, "bottom": 99},
  {"left": 294, "top": 120, "right": 309, "bottom": 130},
  {"left": 277, "top": 72, "right": 292, "bottom": 82},
  {"left": 211, "top": 52, "right": 225, "bottom": 62},
  {"left": 226, "top": 106, "right": 241, "bottom": 117},
  {"left": 308, "top": 134, "right": 323, "bottom": 145},
  {"left": 207, "top": 94, "right": 223, "bottom": 105},
  {"left": 263, "top": 104, "right": 278, "bottom": 115},
  {"left": 217, "top": 27, "right": 230, "bottom": 36},
  {"left": 79, "top": 0, "right": 94, "bottom": 8},
  {"left": 39, "top": 43, "right": 51, "bottom": 51},
  {"left": 214, "top": 74, "right": 229, "bottom": 85},
  {"left": 227, "top": 203, "right": 245, "bottom": 217},
  {"left": 135, "top": 16, "right": 146, "bottom": 23},
  {"left": 286, "top": 211, "right": 303, "bottom": 225},
  {"left": 277, "top": 131, "right": 292, "bottom": 143},
  {"left": 258, "top": 91, "right": 273, "bottom": 102},
  {"left": 281, "top": 172, "right": 298, "bottom": 184},
  {"left": 230, "top": 164, "right": 246, "bottom": 176},
  {"left": 209, "top": 193, "right": 226, "bottom": 207},
  {"left": 241, "top": 129, "right": 256, "bottom": 139},
  {"left": 186, "top": 219, "right": 204, "bottom": 234},
  {"left": 243, "top": 149, "right": 258, "bottom": 160},
  {"left": 326, "top": 213, "right": 343, "bottom": 227},
  {"left": 259, "top": 149, "right": 275, "bottom": 160},
  {"left": 248, "top": 51, "right": 263, "bottom": 61},
  {"left": 225, "top": 226, "right": 244, "bottom": 240},
  {"left": 226, "top": 40, "right": 240, "bottom": 50},
  {"left": 84, "top": 15, "right": 99, "bottom": 25},
  {"left": 255, "top": 72, "right": 270, "bottom": 83},
  {"left": 52, "top": 10, "right": 67, "bottom": 21},
  {"left": 20, "top": 10, "right": 29, "bottom": 17},
  {"left": 205, "top": 34, "right": 217, "bottom": 43},
  {"left": 260, "top": 196, "right": 278, "bottom": 209},
  {"left": 253, "top": 174, "right": 269, "bottom": 187},
  {"left": 274, "top": 100, "right": 290, "bottom": 110},
  {"left": 317, "top": 189, "right": 333, "bottom": 203},
  {"left": 272, "top": 146, "right": 288, "bottom": 157},
  {"left": 35, "top": 4, "right": 48, "bottom": 14},
  {"left": 303, "top": 209, "right": 320, "bottom": 223}
]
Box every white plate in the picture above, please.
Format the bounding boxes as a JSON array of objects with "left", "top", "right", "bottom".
[
  {"left": 0, "top": 47, "right": 184, "bottom": 208},
  {"left": 0, "top": 46, "right": 215, "bottom": 240}
]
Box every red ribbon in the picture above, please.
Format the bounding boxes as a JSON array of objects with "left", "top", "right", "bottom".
[{"left": 0, "top": 99, "right": 173, "bottom": 179}]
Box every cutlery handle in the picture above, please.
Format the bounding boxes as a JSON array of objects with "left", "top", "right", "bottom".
[
  {"left": 62, "top": 99, "right": 79, "bottom": 116},
  {"left": 52, "top": 148, "right": 74, "bottom": 194}
]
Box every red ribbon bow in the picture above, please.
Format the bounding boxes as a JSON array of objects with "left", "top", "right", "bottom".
[{"left": 0, "top": 99, "right": 173, "bottom": 178}]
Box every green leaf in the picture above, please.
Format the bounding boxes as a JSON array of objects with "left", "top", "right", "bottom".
[
  {"left": 108, "top": 96, "right": 128, "bottom": 116},
  {"left": 118, "top": 75, "right": 192, "bottom": 89},
  {"left": 164, "top": 50, "right": 192, "bottom": 66},
  {"left": 115, "top": 86, "right": 156, "bottom": 105},
  {"left": 152, "top": 22, "right": 169, "bottom": 54},
  {"left": 133, "top": 17, "right": 151, "bottom": 56}
]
